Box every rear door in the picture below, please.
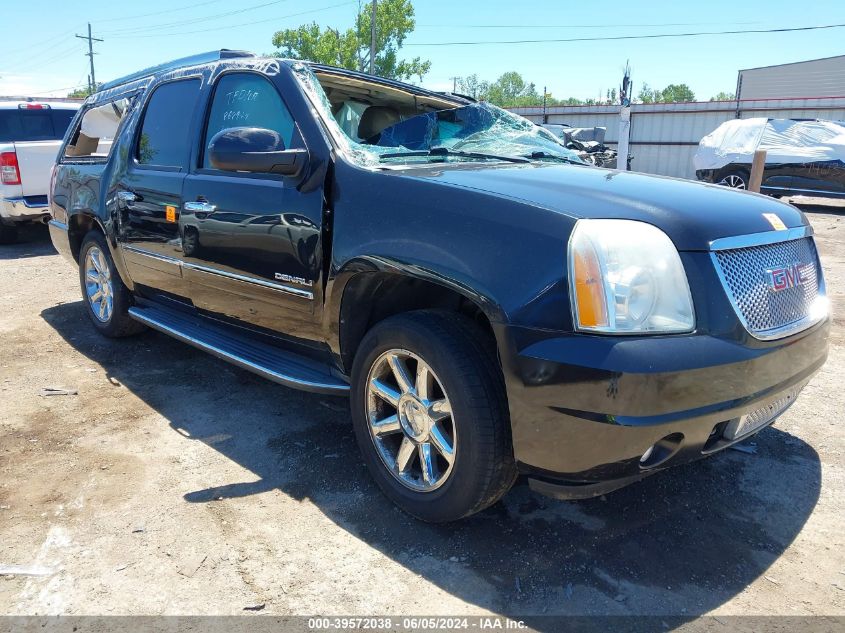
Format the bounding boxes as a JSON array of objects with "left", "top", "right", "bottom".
[
  {"left": 116, "top": 78, "right": 202, "bottom": 296},
  {"left": 180, "top": 71, "right": 323, "bottom": 334}
]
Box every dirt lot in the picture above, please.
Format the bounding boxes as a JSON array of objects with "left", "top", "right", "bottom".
[{"left": 1, "top": 204, "right": 843, "bottom": 622}]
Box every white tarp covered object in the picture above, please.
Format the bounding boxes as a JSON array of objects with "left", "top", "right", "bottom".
[{"left": 693, "top": 117, "right": 845, "bottom": 171}]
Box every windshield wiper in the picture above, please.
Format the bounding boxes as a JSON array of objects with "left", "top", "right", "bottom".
[
  {"left": 524, "top": 151, "right": 583, "bottom": 165},
  {"left": 378, "top": 147, "right": 529, "bottom": 164}
]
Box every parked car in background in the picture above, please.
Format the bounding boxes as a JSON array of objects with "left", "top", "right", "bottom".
[
  {"left": 0, "top": 100, "right": 80, "bottom": 243},
  {"left": 49, "top": 51, "right": 828, "bottom": 522},
  {"left": 694, "top": 118, "right": 845, "bottom": 198}
]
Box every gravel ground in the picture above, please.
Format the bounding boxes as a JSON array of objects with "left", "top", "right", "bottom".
[{"left": 0, "top": 202, "right": 843, "bottom": 622}]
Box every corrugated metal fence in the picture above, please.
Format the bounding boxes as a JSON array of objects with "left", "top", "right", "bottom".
[{"left": 511, "top": 97, "right": 845, "bottom": 180}]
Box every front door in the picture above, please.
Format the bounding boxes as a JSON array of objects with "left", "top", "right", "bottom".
[
  {"left": 117, "top": 78, "right": 202, "bottom": 297},
  {"left": 180, "top": 71, "right": 323, "bottom": 335}
]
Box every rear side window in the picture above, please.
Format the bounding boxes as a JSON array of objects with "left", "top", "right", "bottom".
[
  {"left": 0, "top": 108, "right": 77, "bottom": 143},
  {"left": 203, "top": 73, "right": 295, "bottom": 168},
  {"left": 64, "top": 98, "right": 132, "bottom": 159},
  {"left": 137, "top": 79, "right": 201, "bottom": 168}
]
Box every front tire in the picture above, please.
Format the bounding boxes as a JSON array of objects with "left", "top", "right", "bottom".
[
  {"left": 78, "top": 231, "right": 145, "bottom": 338},
  {"left": 350, "top": 311, "right": 516, "bottom": 522}
]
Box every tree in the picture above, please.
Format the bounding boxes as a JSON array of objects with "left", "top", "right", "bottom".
[
  {"left": 67, "top": 84, "right": 100, "bottom": 98},
  {"left": 271, "top": 0, "right": 430, "bottom": 81},
  {"left": 637, "top": 82, "right": 661, "bottom": 104},
  {"left": 659, "top": 83, "right": 696, "bottom": 103},
  {"left": 710, "top": 91, "right": 736, "bottom": 101},
  {"left": 485, "top": 71, "right": 540, "bottom": 107},
  {"left": 637, "top": 82, "right": 696, "bottom": 103},
  {"left": 455, "top": 74, "right": 490, "bottom": 100},
  {"left": 549, "top": 96, "right": 586, "bottom": 106}
]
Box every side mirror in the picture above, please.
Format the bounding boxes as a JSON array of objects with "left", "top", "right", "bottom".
[{"left": 208, "top": 127, "right": 307, "bottom": 177}]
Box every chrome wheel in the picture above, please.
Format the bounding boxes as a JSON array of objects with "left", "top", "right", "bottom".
[
  {"left": 84, "top": 246, "right": 113, "bottom": 323},
  {"left": 366, "top": 349, "right": 456, "bottom": 492},
  {"left": 718, "top": 174, "right": 747, "bottom": 189}
]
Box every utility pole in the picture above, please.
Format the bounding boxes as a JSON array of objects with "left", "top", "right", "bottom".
[
  {"left": 76, "top": 23, "right": 103, "bottom": 93},
  {"left": 329, "top": 28, "right": 342, "bottom": 66},
  {"left": 543, "top": 85, "right": 547, "bottom": 124},
  {"left": 448, "top": 76, "right": 458, "bottom": 93},
  {"left": 617, "top": 61, "right": 632, "bottom": 171},
  {"left": 369, "top": 0, "right": 377, "bottom": 75}
]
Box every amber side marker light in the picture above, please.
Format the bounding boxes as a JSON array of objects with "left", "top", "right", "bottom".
[{"left": 573, "top": 242, "right": 608, "bottom": 329}]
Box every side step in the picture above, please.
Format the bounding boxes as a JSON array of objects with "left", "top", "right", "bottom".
[{"left": 128, "top": 305, "right": 349, "bottom": 395}]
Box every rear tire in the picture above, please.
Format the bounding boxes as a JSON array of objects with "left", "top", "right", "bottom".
[
  {"left": 350, "top": 310, "right": 516, "bottom": 522},
  {"left": 78, "top": 231, "right": 145, "bottom": 338}
]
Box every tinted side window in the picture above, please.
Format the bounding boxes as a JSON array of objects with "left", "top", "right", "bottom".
[
  {"left": 138, "top": 79, "right": 201, "bottom": 167},
  {"left": 203, "top": 73, "right": 295, "bottom": 168}
]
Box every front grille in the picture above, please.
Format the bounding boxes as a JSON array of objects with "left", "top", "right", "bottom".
[{"left": 713, "top": 237, "right": 821, "bottom": 338}]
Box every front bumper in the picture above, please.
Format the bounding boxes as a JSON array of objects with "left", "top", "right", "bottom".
[
  {"left": 0, "top": 197, "right": 49, "bottom": 224},
  {"left": 498, "top": 318, "right": 830, "bottom": 498}
]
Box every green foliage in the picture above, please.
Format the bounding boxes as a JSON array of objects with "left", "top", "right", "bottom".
[
  {"left": 271, "top": 0, "right": 430, "bottom": 81},
  {"left": 454, "top": 71, "right": 541, "bottom": 107},
  {"left": 710, "top": 91, "right": 737, "bottom": 101},
  {"left": 485, "top": 71, "right": 540, "bottom": 107},
  {"left": 660, "top": 83, "right": 696, "bottom": 103},
  {"left": 637, "top": 82, "right": 661, "bottom": 104},
  {"left": 637, "top": 82, "right": 696, "bottom": 103},
  {"left": 455, "top": 74, "right": 490, "bottom": 100},
  {"left": 67, "top": 84, "right": 101, "bottom": 98}
]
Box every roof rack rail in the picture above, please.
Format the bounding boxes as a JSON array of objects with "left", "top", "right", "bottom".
[{"left": 99, "top": 49, "right": 257, "bottom": 92}]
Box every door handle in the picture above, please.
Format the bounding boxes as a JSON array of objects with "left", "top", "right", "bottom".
[{"left": 183, "top": 201, "right": 216, "bottom": 213}]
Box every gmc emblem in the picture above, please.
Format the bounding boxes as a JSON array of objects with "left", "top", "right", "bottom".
[{"left": 766, "top": 262, "right": 813, "bottom": 292}]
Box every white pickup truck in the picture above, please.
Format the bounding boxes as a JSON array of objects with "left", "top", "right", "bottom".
[{"left": 1, "top": 100, "right": 80, "bottom": 243}]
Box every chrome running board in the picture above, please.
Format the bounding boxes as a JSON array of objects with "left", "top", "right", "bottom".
[{"left": 128, "top": 304, "right": 349, "bottom": 395}]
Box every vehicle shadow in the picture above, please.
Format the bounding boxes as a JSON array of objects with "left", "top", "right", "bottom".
[
  {"left": 0, "top": 225, "right": 56, "bottom": 260},
  {"left": 41, "top": 302, "right": 822, "bottom": 622}
]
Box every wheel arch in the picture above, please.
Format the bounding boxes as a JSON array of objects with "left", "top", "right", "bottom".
[
  {"left": 67, "top": 212, "right": 107, "bottom": 263},
  {"left": 331, "top": 259, "right": 506, "bottom": 374}
]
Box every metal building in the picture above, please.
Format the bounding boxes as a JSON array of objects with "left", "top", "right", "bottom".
[
  {"left": 512, "top": 96, "right": 845, "bottom": 179},
  {"left": 737, "top": 55, "right": 845, "bottom": 100}
]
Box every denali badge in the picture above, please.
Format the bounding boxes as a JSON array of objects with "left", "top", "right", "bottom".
[
  {"left": 274, "top": 272, "right": 313, "bottom": 287},
  {"left": 766, "top": 262, "right": 812, "bottom": 292}
]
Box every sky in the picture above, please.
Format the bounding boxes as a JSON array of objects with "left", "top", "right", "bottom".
[{"left": 3, "top": 0, "right": 845, "bottom": 102}]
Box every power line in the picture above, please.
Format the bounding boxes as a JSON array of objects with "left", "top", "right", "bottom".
[
  {"left": 405, "top": 22, "right": 845, "bottom": 46},
  {"left": 27, "top": 83, "right": 90, "bottom": 97},
  {"left": 96, "top": 0, "right": 225, "bottom": 23},
  {"left": 101, "top": 0, "right": 295, "bottom": 35},
  {"left": 2, "top": 32, "right": 80, "bottom": 67},
  {"left": 417, "top": 21, "right": 763, "bottom": 29},
  {"left": 4, "top": 42, "right": 83, "bottom": 73},
  {"left": 112, "top": 1, "right": 356, "bottom": 39}
]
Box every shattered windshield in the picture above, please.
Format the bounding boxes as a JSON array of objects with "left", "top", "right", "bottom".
[{"left": 291, "top": 62, "right": 584, "bottom": 168}]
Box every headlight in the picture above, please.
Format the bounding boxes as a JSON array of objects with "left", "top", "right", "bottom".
[{"left": 568, "top": 219, "right": 695, "bottom": 334}]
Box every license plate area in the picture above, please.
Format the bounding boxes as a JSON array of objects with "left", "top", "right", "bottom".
[{"left": 722, "top": 381, "right": 807, "bottom": 441}]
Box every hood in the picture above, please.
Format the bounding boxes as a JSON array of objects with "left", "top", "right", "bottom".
[{"left": 395, "top": 163, "right": 808, "bottom": 251}]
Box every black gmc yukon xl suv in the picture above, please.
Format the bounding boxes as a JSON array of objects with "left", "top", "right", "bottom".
[{"left": 49, "top": 51, "right": 830, "bottom": 522}]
